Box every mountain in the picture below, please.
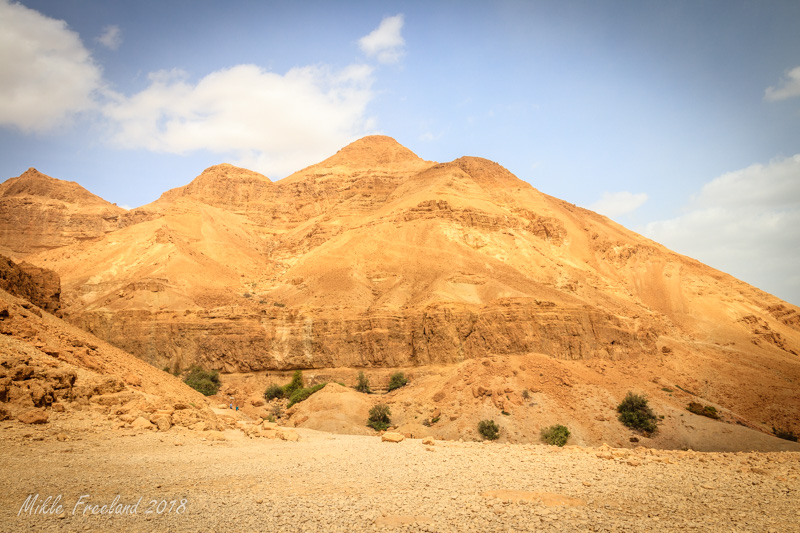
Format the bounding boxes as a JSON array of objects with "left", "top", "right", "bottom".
[
  {"left": 1, "top": 136, "right": 798, "bottom": 445},
  {"left": 0, "top": 168, "right": 131, "bottom": 257}
]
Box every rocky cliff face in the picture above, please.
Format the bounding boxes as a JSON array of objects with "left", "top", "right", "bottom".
[
  {"left": 71, "top": 298, "right": 660, "bottom": 372},
  {"left": 0, "top": 255, "right": 60, "bottom": 313}
]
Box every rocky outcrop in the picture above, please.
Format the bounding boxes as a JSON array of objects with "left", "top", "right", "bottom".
[
  {"left": 0, "top": 255, "right": 60, "bottom": 313},
  {"left": 0, "top": 285, "right": 221, "bottom": 431},
  {"left": 0, "top": 168, "right": 133, "bottom": 256},
  {"left": 72, "top": 299, "right": 659, "bottom": 372}
]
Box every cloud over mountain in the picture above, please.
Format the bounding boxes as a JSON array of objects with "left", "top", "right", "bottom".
[{"left": 103, "top": 64, "right": 376, "bottom": 178}]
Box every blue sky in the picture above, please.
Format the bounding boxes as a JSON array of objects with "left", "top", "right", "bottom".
[{"left": 1, "top": 0, "right": 799, "bottom": 305}]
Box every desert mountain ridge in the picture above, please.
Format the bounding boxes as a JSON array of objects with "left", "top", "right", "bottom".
[{"left": 1, "top": 135, "right": 798, "bottom": 446}]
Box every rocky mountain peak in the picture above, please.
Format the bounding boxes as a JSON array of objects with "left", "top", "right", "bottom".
[
  {"left": 1, "top": 168, "right": 115, "bottom": 207},
  {"left": 286, "top": 136, "right": 432, "bottom": 181}
]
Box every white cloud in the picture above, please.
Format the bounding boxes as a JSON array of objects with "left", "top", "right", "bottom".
[
  {"left": 103, "top": 63, "right": 376, "bottom": 178},
  {"left": 764, "top": 66, "right": 800, "bottom": 101},
  {"left": 643, "top": 155, "right": 800, "bottom": 305},
  {"left": 589, "top": 191, "right": 648, "bottom": 218},
  {"left": 0, "top": 0, "right": 102, "bottom": 132},
  {"left": 96, "top": 25, "right": 122, "bottom": 51},
  {"left": 359, "top": 14, "right": 405, "bottom": 64}
]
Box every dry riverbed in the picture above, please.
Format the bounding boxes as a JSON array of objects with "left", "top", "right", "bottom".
[{"left": 1, "top": 420, "right": 799, "bottom": 533}]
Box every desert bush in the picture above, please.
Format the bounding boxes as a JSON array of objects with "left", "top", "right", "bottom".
[
  {"left": 367, "top": 404, "right": 391, "bottom": 431},
  {"left": 283, "top": 370, "right": 304, "bottom": 397},
  {"left": 540, "top": 424, "right": 570, "bottom": 447},
  {"left": 287, "top": 383, "right": 327, "bottom": 408},
  {"left": 387, "top": 372, "right": 408, "bottom": 392},
  {"left": 687, "top": 402, "right": 720, "bottom": 419},
  {"left": 183, "top": 366, "right": 221, "bottom": 396},
  {"left": 355, "top": 371, "right": 371, "bottom": 394},
  {"left": 478, "top": 419, "right": 500, "bottom": 440},
  {"left": 521, "top": 389, "right": 530, "bottom": 400},
  {"left": 773, "top": 427, "right": 798, "bottom": 442},
  {"left": 264, "top": 383, "right": 284, "bottom": 401},
  {"left": 617, "top": 392, "right": 658, "bottom": 434}
]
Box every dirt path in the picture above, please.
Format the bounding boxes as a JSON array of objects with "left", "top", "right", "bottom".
[{"left": 2, "top": 422, "right": 798, "bottom": 532}]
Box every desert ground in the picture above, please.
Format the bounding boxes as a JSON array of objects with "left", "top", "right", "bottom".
[{"left": 2, "top": 410, "right": 799, "bottom": 533}]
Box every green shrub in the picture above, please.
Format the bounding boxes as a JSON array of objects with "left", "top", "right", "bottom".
[
  {"left": 661, "top": 387, "right": 674, "bottom": 393},
  {"left": 773, "top": 427, "right": 798, "bottom": 442},
  {"left": 282, "top": 370, "right": 304, "bottom": 397},
  {"left": 367, "top": 404, "right": 391, "bottom": 431},
  {"left": 540, "top": 424, "right": 570, "bottom": 447},
  {"left": 264, "top": 383, "right": 284, "bottom": 401},
  {"left": 617, "top": 392, "right": 658, "bottom": 434},
  {"left": 478, "top": 419, "right": 500, "bottom": 440},
  {"left": 183, "top": 366, "right": 221, "bottom": 396},
  {"left": 287, "top": 383, "right": 327, "bottom": 407},
  {"left": 355, "top": 371, "right": 371, "bottom": 394},
  {"left": 387, "top": 372, "right": 408, "bottom": 392},
  {"left": 687, "top": 402, "right": 720, "bottom": 419}
]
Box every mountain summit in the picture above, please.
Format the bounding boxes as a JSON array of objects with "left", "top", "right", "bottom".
[{"left": 0, "top": 168, "right": 126, "bottom": 256}]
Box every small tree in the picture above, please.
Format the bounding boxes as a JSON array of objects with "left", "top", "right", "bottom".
[
  {"left": 387, "top": 372, "right": 408, "bottom": 392},
  {"left": 367, "top": 404, "right": 391, "bottom": 431},
  {"left": 617, "top": 392, "right": 658, "bottom": 434},
  {"left": 687, "top": 402, "right": 719, "bottom": 419},
  {"left": 287, "top": 383, "right": 327, "bottom": 407},
  {"left": 283, "top": 370, "right": 304, "bottom": 397},
  {"left": 183, "top": 366, "right": 221, "bottom": 396},
  {"left": 355, "top": 371, "right": 371, "bottom": 394},
  {"left": 264, "top": 383, "right": 284, "bottom": 401},
  {"left": 540, "top": 424, "right": 570, "bottom": 447},
  {"left": 478, "top": 419, "right": 500, "bottom": 440}
]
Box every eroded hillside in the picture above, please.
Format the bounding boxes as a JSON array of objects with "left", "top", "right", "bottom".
[{"left": 1, "top": 135, "right": 798, "bottom": 441}]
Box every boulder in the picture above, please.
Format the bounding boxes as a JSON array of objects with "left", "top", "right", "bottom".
[
  {"left": 152, "top": 416, "right": 171, "bottom": 432},
  {"left": 130, "top": 416, "right": 154, "bottom": 430},
  {"left": 382, "top": 432, "right": 405, "bottom": 443},
  {"left": 17, "top": 409, "right": 48, "bottom": 424}
]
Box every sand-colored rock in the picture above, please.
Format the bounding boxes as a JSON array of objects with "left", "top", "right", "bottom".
[
  {"left": 17, "top": 409, "right": 48, "bottom": 424},
  {"left": 382, "top": 432, "right": 405, "bottom": 443},
  {"left": 0, "top": 255, "right": 60, "bottom": 313},
  {"left": 130, "top": 416, "right": 154, "bottom": 430},
  {"left": 0, "top": 279, "right": 220, "bottom": 433}
]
